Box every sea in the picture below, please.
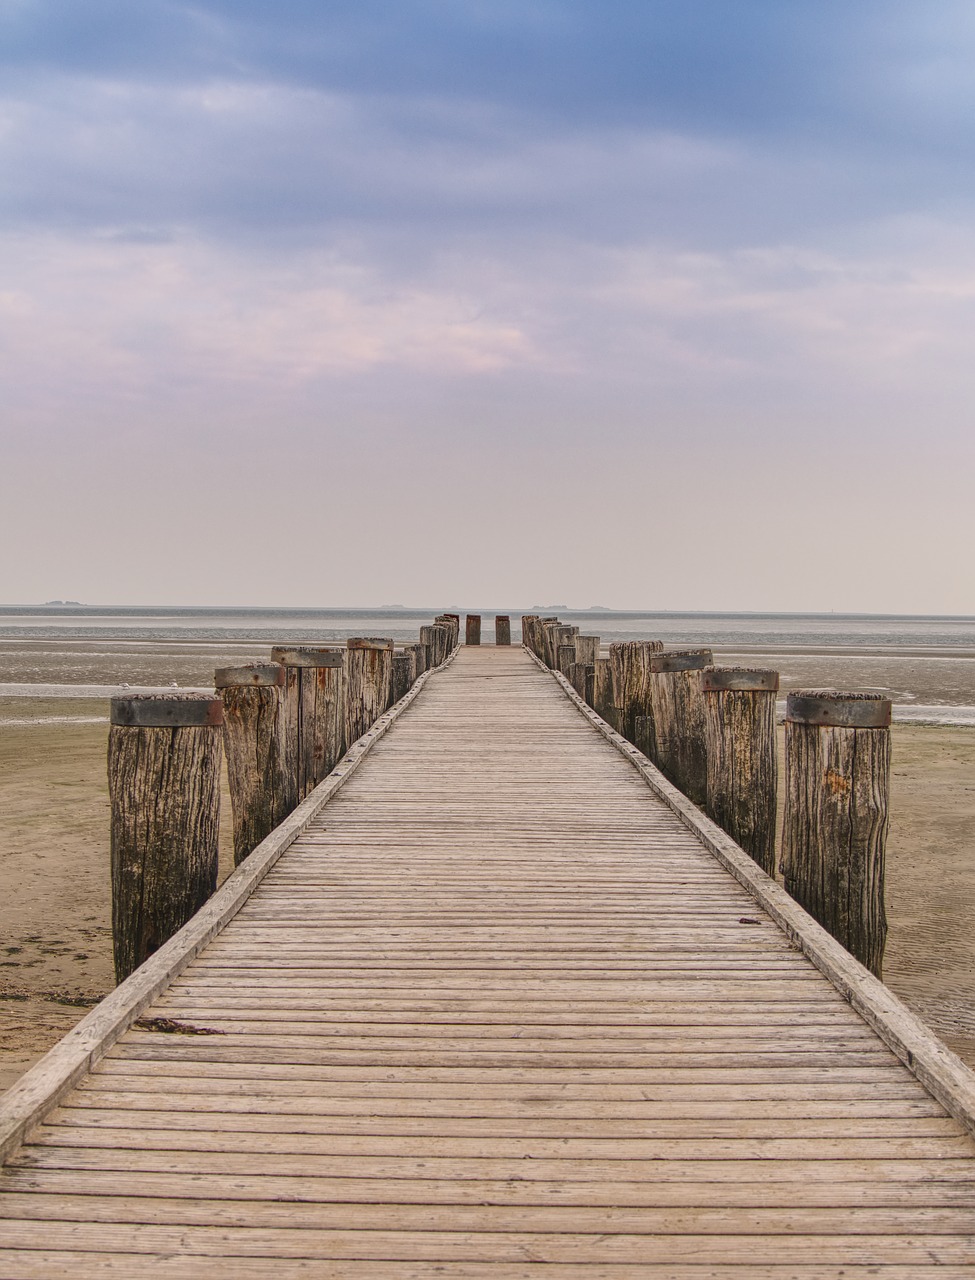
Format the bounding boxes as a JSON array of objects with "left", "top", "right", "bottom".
[{"left": 1, "top": 605, "right": 974, "bottom": 726}]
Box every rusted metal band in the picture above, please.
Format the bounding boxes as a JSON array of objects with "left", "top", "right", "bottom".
[
  {"left": 702, "top": 668, "right": 780, "bottom": 693},
  {"left": 270, "top": 647, "right": 345, "bottom": 668},
  {"left": 650, "top": 649, "right": 714, "bottom": 673},
  {"left": 787, "top": 691, "right": 892, "bottom": 728},
  {"left": 347, "top": 637, "right": 394, "bottom": 651},
  {"left": 111, "top": 695, "right": 224, "bottom": 728}
]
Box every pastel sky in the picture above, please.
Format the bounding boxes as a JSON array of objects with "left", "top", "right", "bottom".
[{"left": 2, "top": 1, "right": 973, "bottom": 611}]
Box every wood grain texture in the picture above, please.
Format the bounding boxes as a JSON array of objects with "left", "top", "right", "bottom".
[
  {"left": 782, "top": 709, "right": 889, "bottom": 977},
  {"left": 493, "top": 616, "right": 511, "bottom": 647},
  {"left": 4, "top": 645, "right": 973, "bottom": 1276},
  {"left": 648, "top": 653, "right": 712, "bottom": 807},
  {"left": 219, "top": 681, "right": 292, "bottom": 865},
  {"left": 609, "top": 639, "right": 663, "bottom": 745},
  {"left": 344, "top": 640, "right": 393, "bottom": 747},
  {"left": 704, "top": 674, "right": 778, "bottom": 874},
  {"left": 108, "top": 721, "right": 222, "bottom": 983}
]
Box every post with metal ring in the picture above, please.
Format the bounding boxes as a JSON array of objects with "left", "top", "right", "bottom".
[
  {"left": 108, "top": 693, "right": 224, "bottom": 982},
  {"left": 345, "top": 637, "right": 395, "bottom": 745},
  {"left": 702, "top": 667, "right": 780, "bottom": 874},
  {"left": 781, "top": 691, "right": 891, "bottom": 977},
  {"left": 271, "top": 646, "right": 346, "bottom": 802}
]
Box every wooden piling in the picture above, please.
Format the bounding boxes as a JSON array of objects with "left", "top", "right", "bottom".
[
  {"left": 574, "top": 636, "right": 600, "bottom": 667},
  {"left": 215, "top": 663, "right": 292, "bottom": 866},
  {"left": 270, "top": 646, "right": 346, "bottom": 801},
  {"left": 392, "top": 652, "right": 413, "bottom": 703},
  {"left": 634, "top": 713, "right": 653, "bottom": 760},
  {"left": 466, "top": 614, "right": 482, "bottom": 646},
  {"left": 592, "top": 657, "right": 617, "bottom": 729},
  {"left": 610, "top": 640, "right": 663, "bottom": 744},
  {"left": 647, "top": 648, "right": 713, "bottom": 807},
  {"left": 557, "top": 643, "right": 576, "bottom": 679},
  {"left": 703, "top": 667, "right": 779, "bottom": 875},
  {"left": 781, "top": 691, "right": 890, "bottom": 977},
  {"left": 345, "top": 637, "right": 394, "bottom": 746},
  {"left": 521, "top": 615, "right": 540, "bottom": 656},
  {"left": 570, "top": 661, "right": 594, "bottom": 700},
  {"left": 108, "top": 694, "right": 223, "bottom": 983},
  {"left": 495, "top": 615, "right": 511, "bottom": 646}
]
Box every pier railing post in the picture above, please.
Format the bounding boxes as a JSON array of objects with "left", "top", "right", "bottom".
[
  {"left": 345, "top": 637, "right": 395, "bottom": 745},
  {"left": 215, "top": 663, "right": 292, "bottom": 866},
  {"left": 592, "top": 657, "right": 617, "bottom": 728},
  {"left": 647, "top": 649, "right": 714, "bottom": 807},
  {"left": 610, "top": 640, "right": 663, "bottom": 745},
  {"left": 781, "top": 691, "right": 890, "bottom": 977},
  {"left": 108, "top": 694, "right": 223, "bottom": 983},
  {"left": 495, "top": 615, "right": 511, "bottom": 646},
  {"left": 570, "top": 662, "right": 594, "bottom": 700},
  {"left": 557, "top": 643, "right": 576, "bottom": 679},
  {"left": 466, "top": 614, "right": 482, "bottom": 646},
  {"left": 574, "top": 636, "right": 600, "bottom": 667},
  {"left": 521, "top": 615, "right": 540, "bottom": 655},
  {"left": 271, "top": 646, "right": 346, "bottom": 801},
  {"left": 703, "top": 667, "right": 780, "bottom": 875},
  {"left": 392, "top": 651, "right": 413, "bottom": 703}
]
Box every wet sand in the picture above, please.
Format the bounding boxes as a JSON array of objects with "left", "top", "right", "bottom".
[{"left": 2, "top": 639, "right": 975, "bottom": 1091}]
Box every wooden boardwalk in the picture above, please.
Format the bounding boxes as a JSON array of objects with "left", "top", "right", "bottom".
[{"left": 3, "top": 644, "right": 975, "bottom": 1276}]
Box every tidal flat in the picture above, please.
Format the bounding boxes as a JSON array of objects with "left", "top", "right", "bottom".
[{"left": 1, "top": 632, "right": 974, "bottom": 1091}]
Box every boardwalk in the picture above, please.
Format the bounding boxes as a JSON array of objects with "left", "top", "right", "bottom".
[{"left": 2, "top": 645, "right": 975, "bottom": 1276}]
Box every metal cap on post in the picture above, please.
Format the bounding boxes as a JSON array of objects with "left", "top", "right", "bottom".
[{"left": 111, "top": 693, "right": 224, "bottom": 727}]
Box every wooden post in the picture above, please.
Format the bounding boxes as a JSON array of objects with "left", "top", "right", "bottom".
[
  {"left": 392, "top": 652, "right": 412, "bottom": 703},
  {"left": 271, "top": 646, "right": 346, "bottom": 801},
  {"left": 610, "top": 640, "right": 663, "bottom": 745},
  {"left": 495, "top": 615, "right": 511, "bottom": 646},
  {"left": 215, "top": 664, "right": 292, "bottom": 866},
  {"left": 781, "top": 691, "right": 890, "bottom": 977},
  {"left": 549, "top": 624, "right": 579, "bottom": 669},
  {"left": 569, "top": 662, "right": 593, "bottom": 700},
  {"left": 634, "top": 714, "right": 653, "bottom": 759},
  {"left": 435, "top": 622, "right": 453, "bottom": 663},
  {"left": 465, "top": 614, "right": 482, "bottom": 646},
  {"left": 406, "top": 641, "right": 426, "bottom": 679},
  {"left": 703, "top": 667, "right": 779, "bottom": 875},
  {"left": 647, "top": 648, "right": 713, "bottom": 807},
  {"left": 345, "top": 637, "right": 394, "bottom": 746},
  {"left": 521, "top": 615, "right": 540, "bottom": 655},
  {"left": 592, "top": 657, "right": 617, "bottom": 728},
  {"left": 419, "top": 626, "right": 436, "bottom": 671},
  {"left": 574, "top": 636, "right": 600, "bottom": 667},
  {"left": 439, "top": 614, "right": 460, "bottom": 651},
  {"left": 108, "top": 694, "right": 223, "bottom": 983},
  {"left": 555, "top": 643, "right": 574, "bottom": 679},
  {"left": 539, "top": 618, "right": 562, "bottom": 667}
]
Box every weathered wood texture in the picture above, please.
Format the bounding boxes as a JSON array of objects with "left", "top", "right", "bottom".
[
  {"left": 216, "top": 665, "right": 292, "bottom": 866},
  {"left": 344, "top": 639, "right": 394, "bottom": 747},
  {"left": 545, "top": 624, "right": 578, "bottom": 670},
  {"left": 108, "top": 697, "right": 223, "bottom": 983},
  {"left": 573, "top": 636, "right": 600, "bottom": 667},
  {"left": 782, "top": 692, "right": 891, "bottom": 978},
  {"left": 647, "top": 649, "right": 714, "bottom": 808},
  {"left": 591, "top": 656, "right": 617, "bottom": 729},
  {"left": 520, "top": 614, "right": 540, "bottom": 656},
  {"left": 704, "top": 668, "right": 779, "bottom": 875},
  {"left": 6, "top": 650, "right": 974, "bottom": 1276},
  {"left": 437, "top": 615, "right": 460, "bottom": 652},
  {"left": 569, "top": 661, "right": 592, "bottom": 700},
  {"left": 609, "top": 639, "right": 663, "bottom": 745},
  {"left": 494, "top": 616, "right": 511, "bottom": 646},
  {"left": 557, "top": 643, "right": 576, "bottom": 679},
  {"left": 465, "top": 615, "right": 481, "bottom": 646},
  {"left": 270, "top": 648, "right": 346, "bottom": 802},
  {"left": 391, "top": 654, "right": 412, "bottom": 704}
]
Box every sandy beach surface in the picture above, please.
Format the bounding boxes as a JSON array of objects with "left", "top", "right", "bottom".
[{"left": 1, "top": 635, "right": 974, "bottom": 1091}]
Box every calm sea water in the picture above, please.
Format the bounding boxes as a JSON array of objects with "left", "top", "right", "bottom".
[{"left": 1, "top": 606, "right": 973, "bottom": 724}]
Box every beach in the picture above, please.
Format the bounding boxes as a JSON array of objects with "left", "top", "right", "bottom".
[{"left": 2, "top": 613, "right": 974, "bottom": 1091}]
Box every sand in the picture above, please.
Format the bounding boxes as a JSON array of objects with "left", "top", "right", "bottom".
[{"left": 2, "top": 647, "right": 975, "bottom": 1092}]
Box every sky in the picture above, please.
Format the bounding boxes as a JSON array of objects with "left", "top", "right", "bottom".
[{"left": 2, "top": 1, "right": 973, "bottom": 612}]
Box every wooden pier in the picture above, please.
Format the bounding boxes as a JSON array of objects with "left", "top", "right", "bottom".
[{"left": 3, "top": 644, "right": 975, "bottom": 1275}]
